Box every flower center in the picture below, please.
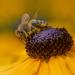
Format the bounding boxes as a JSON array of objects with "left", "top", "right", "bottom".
[{"left": 25, "top": 28, "right": 73, "bottom": 60}]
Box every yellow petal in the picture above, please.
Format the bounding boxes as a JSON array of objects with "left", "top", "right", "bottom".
[
  {"left": 14, "top": 59, "right": 40, "bottom": 75},
  {"left": 0, "top": 58, "right": 40, "bottom": 75},
  {"left": 0, "top": 58, "right": 30, "bottom": 75},
  {"left": 48, "top": 57, "right": 63, "bottom": 75},
  {"left": 64, "top": 55, "right": 75, "bottom": 75},
  {"left": 57, "top": 56, "right": 72, "bottom": 75},
  {"left": 48, "top": 56, "right": 72, "bottom": 75},
  {"left": 38, "top": 61, "right": 49, "bottom": 75},
  {"left": 0, "top": 35, "right": 28, "bottom": 65}
]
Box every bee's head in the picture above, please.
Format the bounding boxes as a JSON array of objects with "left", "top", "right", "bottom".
[{"left": 15, "top": 13, "right": 31, "bottom": 41}]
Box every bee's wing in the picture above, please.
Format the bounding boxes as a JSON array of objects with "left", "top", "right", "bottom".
[
  {"left": 31, "top": 8, "right": 40, "bottom": 19},
  {"left": 21, "top": 13, "right": 30, "bottom": 25},
  {"left": 25, "top": 9, "right": 40, "bottom": 32},
  {"left": 27, "top": 8, "right": 40, "bottom": 30}
]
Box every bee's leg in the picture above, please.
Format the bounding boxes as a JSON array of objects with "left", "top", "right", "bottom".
[
  {"left": 23, "top": 30, "right": 28, "bottom": 39},
  {"left": 15, "top": 29, "right": 28, "bottom": 41}
]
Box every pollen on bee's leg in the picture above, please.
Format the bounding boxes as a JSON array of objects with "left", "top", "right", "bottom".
[{"left": 25, "top": 28, "right": 74, "bottom": 61}]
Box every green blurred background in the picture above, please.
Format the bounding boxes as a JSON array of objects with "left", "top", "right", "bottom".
[
  {"left": 0, "top": 0, "right": 75, "bottom": 66},
  {"left": 0, "top": 0, "right": 75, "bottom": 36}
]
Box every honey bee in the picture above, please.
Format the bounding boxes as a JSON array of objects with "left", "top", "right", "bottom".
[{"left": 15, "top": 12, "right": 51, "bottom": 42}]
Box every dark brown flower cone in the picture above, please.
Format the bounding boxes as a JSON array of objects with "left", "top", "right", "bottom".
[{"left": 25, "top": 28, "right": 73, "bottom": 60}]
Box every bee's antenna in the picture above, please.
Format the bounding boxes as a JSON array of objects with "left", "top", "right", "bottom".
[{"left": 31, "top": 8, "right": 40, "bottom": 19}]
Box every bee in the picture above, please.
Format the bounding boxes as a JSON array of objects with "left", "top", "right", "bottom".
[{"left": 15, "top": 12, "right": 51, "bottom": 42}]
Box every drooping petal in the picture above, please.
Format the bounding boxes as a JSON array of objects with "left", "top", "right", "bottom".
[
  {"left": 48, "top": 57, "right": 63, "bottom": 75},
  {"left": 0, "top": 58, "right": 40, "bottom": 75},
  {"left": 57, "top": 56, "right": 73, "bottom": 75},
  {"left": 48, "top": 56, "right": 72, "bottom": 75},
  {"left": 63, "top": 55, "right": 75, "bottom": 75},
  {"left": 38, "top": 61, "right": 49, "bottom": 75},
  {"left": 62, "top": 41, "right": 75, "bottom": 75},
  {"left": 0, "top": 35, "right": 29, "bottom": 65}
]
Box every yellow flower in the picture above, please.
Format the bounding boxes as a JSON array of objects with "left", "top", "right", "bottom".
[
  {"left": 0, "top": 14, "right": 75, "bottom": 75},
  {"left": 0, "top": 26, "right": 75, "bottom": 75}
]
